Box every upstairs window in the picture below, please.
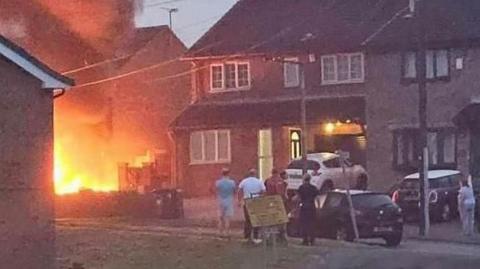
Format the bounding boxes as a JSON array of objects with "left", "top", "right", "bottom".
[
  {"left": 284, "top": 57, "right": 300, "bottom": 88},
  {"left": 321, "top": 53, "right": 364, "bottom": 85},
  {"left": 403, "top": 49, "right": 449, "bottom": 80},
  {"left": 210, "top": 62, "right": 250, "bottom": 92}
]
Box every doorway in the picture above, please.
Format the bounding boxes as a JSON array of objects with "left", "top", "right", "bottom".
[{"left": 258, "top": 129, "right": 273, "bottom": 180}]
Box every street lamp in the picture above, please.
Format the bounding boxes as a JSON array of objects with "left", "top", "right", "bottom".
[{"left": 160, "top": 7, "right": 179, "bottom": 29}]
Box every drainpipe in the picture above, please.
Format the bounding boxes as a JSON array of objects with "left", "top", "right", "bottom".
[{"left": 167, "top": 130, "right": 177, "bottom": 189}]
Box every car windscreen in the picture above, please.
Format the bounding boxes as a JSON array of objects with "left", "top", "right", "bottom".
[
  {"left": 287, "top": 160, "right": 320, "bottom": 171},
  {"left": 352, "top": 194, "right": 393, "bottom": 208}
]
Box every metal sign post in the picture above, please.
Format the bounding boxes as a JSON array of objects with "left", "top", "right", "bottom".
[
  {"left": 337, "top": 150, "right": 359, "bottom": 240},
  {"left": 245, "top": 195, "right": 288, "bottom": 268},
  {"left": 422, "top": 147, "right": 430, "bottom": 236}
]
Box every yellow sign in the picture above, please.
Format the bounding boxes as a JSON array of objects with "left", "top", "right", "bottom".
[{"left": 245, "top": 195, "right": 288, "bottom": 228}]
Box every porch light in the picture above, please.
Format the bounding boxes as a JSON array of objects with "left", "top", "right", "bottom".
[{"left": 324, "top": 122, "right": 335, "bottom": 134}]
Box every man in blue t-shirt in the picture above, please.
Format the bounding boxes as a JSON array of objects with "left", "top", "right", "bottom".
[{"left": 215, "top": 168, "right": 236, "bottom": 237}]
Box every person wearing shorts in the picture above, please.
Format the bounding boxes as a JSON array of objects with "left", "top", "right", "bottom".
[{"left": 215, "top": 168, "right": 236, "bottom": 237}]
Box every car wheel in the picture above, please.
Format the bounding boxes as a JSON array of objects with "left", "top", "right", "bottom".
[
  {"left": 335, "top": 226, "right": 353, "bottom": 242},
  {"left": 440, "top": 204, "right": 451, "bottom": 222},
  {"left": 384, "top": 233, "right": 402, "bottom": 247}
]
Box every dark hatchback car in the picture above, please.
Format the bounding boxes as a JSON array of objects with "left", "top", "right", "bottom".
[
  {"left": 287, "top": 190, "right": 404, "bottom": 246},
  {"left": 392, "top": 170, "right": 461, "bottom": 222}
]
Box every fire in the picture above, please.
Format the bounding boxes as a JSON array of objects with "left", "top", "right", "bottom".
[
  {"left": 54, "top": 141, "right": 117, "bottom": 195},
  {"left": 53, "top": 108, "right": 119, "bottom": 195}
]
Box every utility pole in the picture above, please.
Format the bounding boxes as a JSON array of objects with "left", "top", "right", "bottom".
[
  {"left": 161, "top": 7, "right": 179, "bottom": 29},
  {"left": 338, "top": 150, "right": 359, "bottom": 240},
  {"left": 414, "top": 0, "right": 430, "bottom": 236},
  {"left": 300, "top": 63, "right": 308, "bottom": 175}
]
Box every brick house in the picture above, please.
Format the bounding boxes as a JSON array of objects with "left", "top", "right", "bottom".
[
  {"left": 171, "top": 0, "right": 408, "bottom": 196},
  {"left": 364, "top": 0, "right": 480, "bottom": 190},
  {"left": 0, "top": 35, "right": 73, "bottom": 269},
  {"left": 109, "top": 26, "right": 190, "bottom": 190}
]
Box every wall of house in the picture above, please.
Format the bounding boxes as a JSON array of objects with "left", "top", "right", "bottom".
[
  {"left": 175, "top": 125, "right": 292, "bottom": 197},
  {"left": 366, "top": 48, "right": 480, "bottom": 190},
  {"left": 110, "top": 30, "right": 190, "bottom": 180},
  {"left": 192, "top": 54, "right": 366, "bottom": 101},
  {"left": 0, "top": 57, "right": 55, "bottom": 269}
]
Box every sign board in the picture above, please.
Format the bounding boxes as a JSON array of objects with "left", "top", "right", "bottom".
[{"left": 245, "top": 195, "right": 288, "bottom": 228}]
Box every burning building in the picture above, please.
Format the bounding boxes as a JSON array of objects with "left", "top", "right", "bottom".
[{"left": 0, "top": 0, "right": 190, "bottom": 195}]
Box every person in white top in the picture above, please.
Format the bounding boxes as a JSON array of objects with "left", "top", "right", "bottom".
[
  {"left": 238, "top": 169, "right": 266, "bottom": 243},
  {"left": 458, "top": 177, "right": 476, "bottom": 236}
]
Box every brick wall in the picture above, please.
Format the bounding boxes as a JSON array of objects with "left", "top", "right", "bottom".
[
  {"left": 0, "top": 57, "right": 55, "bottom": 269},
  {"left": 192, "top": 54, "right": 366, "bottom": 101},
  {"left": 175, "top": 126, "right": 293, "bottom": 197},
  {"left": 110, "top": 30, "right": 190, "bottom": 174},
  {"left": 366, "top": 48, "right": 480, "bottom": 190}
]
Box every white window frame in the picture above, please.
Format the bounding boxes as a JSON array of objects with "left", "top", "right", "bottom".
[
  {"left": 210, "top": 64, "right": 224, "bottom": 90},
  {"left": 209, "top": 62, "right": 251, "bottom": 92},
  {"left": 190, "top": 130, "right": 231, "bottom": 164},
  {"left": 283, "top": 57, "right": 300, "bottom": 88},
  {"left": 321, "top": 53, "right": 365, "bottom": 85},
  {"left": 402, "top": 49, "right": 450, "bottom": 80}
]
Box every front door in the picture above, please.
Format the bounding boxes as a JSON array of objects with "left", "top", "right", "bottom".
[{"left": 258, "top": 129, "right": 273, "bottom": 180}]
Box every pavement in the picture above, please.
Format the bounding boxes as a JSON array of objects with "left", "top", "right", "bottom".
[
  {"left": 183, "top": 196, "right": 480, "bottom": 245},
  {"left": 404, "top": 221, "right": 480, "bottom": 245}
]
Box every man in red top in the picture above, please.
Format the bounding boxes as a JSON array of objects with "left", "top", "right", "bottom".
[
  {"left": 264, "top": 168, "right": 288, "bottom": 243},
  {"left": 265, "top": 169, "right": 287, "bottom": 200}
]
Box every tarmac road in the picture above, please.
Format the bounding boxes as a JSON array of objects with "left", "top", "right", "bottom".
[{"left": 301, "top": 239, "right": 480, "bottom": 269}]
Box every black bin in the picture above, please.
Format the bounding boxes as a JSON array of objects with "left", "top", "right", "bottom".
[{"left": 152, "top": 189, "right": 184, "bottom": 219}]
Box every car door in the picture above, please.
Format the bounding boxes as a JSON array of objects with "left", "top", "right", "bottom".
[{"left": 317, "top": 193, "right": 345, "bottom": 238}]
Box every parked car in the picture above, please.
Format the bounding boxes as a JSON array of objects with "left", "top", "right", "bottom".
[
  {"left": 287, "top": 190, "right": 403, "bottom": 246},
  {"left": 285, "top": 153, "right": 367, "bottom": 192},
  {"left": 391, "top": 170, "right": 461, "bottom": 222}
]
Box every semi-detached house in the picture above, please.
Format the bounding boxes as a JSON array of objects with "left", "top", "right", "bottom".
[
  {"left": 364, "top": 0, "right": 480, "bottom": 190},
  {"left": 171, "top": 0, "right": 402, "bottom": 196},
  {"left": 172, "top": 0, "right": 480, "bottom": 197}
]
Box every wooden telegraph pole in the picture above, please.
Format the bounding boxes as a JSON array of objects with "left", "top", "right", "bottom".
[
  {"left": 413, "top": 0, "right": 430, "bottom": 236},
  {"left": 300, "top": 63, "right": 308, "bottom": 176}
]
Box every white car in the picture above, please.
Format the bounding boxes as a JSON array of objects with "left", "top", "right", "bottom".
[{"left": 285, "top": 152, "right": 368, "bottom": 192}]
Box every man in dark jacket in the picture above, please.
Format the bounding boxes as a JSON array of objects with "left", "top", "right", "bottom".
[{"left": 297, "top": 174, "right": 319, "bottom": 246}]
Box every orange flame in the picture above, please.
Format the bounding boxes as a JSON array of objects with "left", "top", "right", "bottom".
[{"left": 54, "top": 140, "right": 117, "bottom": 195}]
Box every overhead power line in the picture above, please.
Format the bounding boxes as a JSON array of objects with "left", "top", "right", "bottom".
[{"left": 71, "top": 0, "right": 343, "bottom": 89}]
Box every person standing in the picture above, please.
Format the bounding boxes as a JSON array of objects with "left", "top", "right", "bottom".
[
  {"left": 215, "top": 168, "right": 236, "bottom": 238},
  {"left": 238, "top": 169, "right": 266, "bottom": 243},
  {"left": 458, "top": 178, "right": 476, "bottom": 236},
  {"left": 264, "top": 169, "right": 288, "bottom": 242},
  {"left": 297, "top": 174, "right": 319, "bottom": 246},
  {"left": 265, "top": 169, "right": 287, "bottom": 199}
]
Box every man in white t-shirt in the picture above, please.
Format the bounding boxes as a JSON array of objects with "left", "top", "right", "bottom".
[{"left": 238, "top": 169, "right": 266, "bottom": 242}]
